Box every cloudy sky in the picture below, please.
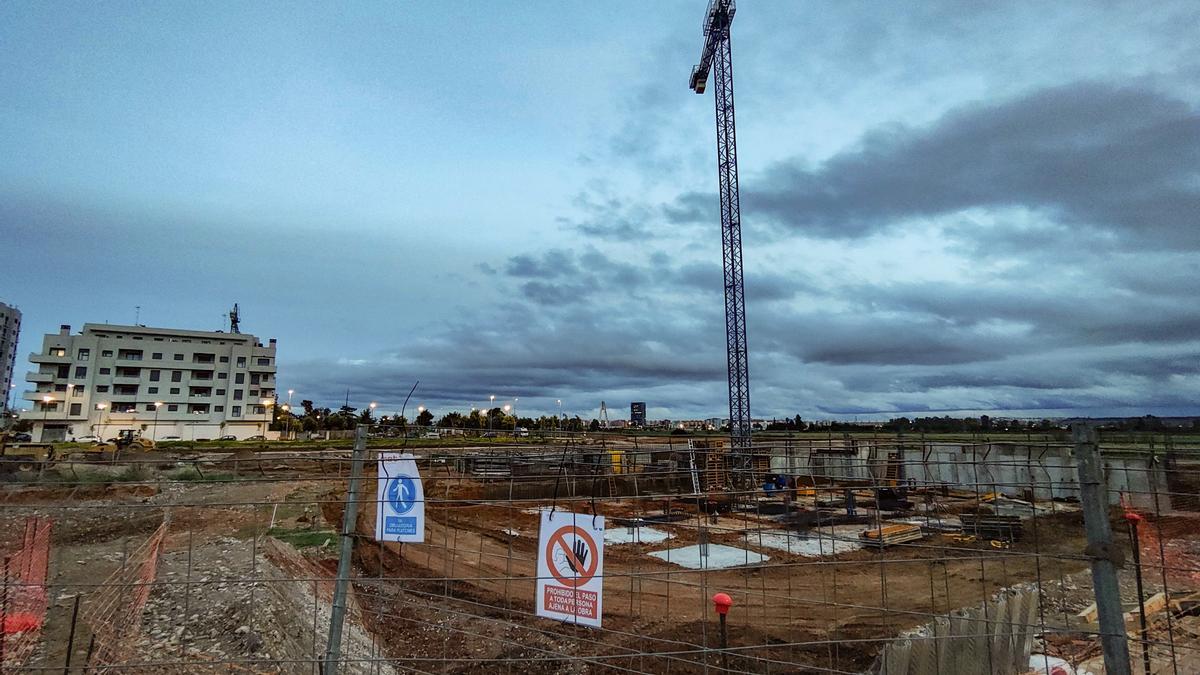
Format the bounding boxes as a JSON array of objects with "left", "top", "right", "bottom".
[{"left": 3, "top": 2, "right": 1198, "bottom": 420}]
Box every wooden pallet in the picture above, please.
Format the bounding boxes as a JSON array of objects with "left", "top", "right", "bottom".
[{"left": 859, "top": 523, "right": 924, "bottom": 547}]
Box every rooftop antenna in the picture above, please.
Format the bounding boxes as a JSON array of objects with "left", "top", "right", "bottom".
[
  {"left": 229, "top": 303, "right": 241, "bottom": 334},
  {"left": 135, "top": 305, "right": 141, "bottom": 325}
]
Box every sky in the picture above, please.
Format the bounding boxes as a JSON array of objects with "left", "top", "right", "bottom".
[{"left": 3, "top": 1, "right": 1199, "bottom": 421}]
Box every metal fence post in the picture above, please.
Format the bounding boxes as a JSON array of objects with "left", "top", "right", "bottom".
[
  {"left": 1072, "top": 423, "right": 1131, "bottom": 675},
  {"left": 324, "top": 424, "right": 369, "bottom": 674}
]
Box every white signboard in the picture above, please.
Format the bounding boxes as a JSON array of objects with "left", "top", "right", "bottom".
[
  {"left": 535, "top": 509, "right": 604, "bottom": 627},
  {"left": 375, "top": 453, "right": 424, "bottom": 542}
]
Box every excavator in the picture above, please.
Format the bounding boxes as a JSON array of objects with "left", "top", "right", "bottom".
[{"left": 88, "top": 429, "right": 157, "bottom": 456}]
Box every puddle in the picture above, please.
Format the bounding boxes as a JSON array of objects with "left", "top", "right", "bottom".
[
  {"left": 649, "top": 544, "right": 768, "bottom": 569},
  {"left": 604, "top": 526, "right": 671, "bottom": 545}
]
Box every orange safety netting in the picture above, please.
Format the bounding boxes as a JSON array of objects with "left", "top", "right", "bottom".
[{"left": 0, "top": 517, "right": 53, "bottom": 669}]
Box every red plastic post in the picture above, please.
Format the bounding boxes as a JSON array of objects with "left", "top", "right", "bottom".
[{"left": 712, "top": 592, "right": 733, "bottom": 615}]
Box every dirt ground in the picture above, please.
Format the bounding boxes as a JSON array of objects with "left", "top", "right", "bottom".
[{"left": 1, "top": 457, "right": 1198, "bottom": 674}]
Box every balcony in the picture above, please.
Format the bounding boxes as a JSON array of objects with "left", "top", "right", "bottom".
[
  {"left": 25, "top": 371, "right": 53, "bottom": 384},
  {"left": 29, "top": 351, "right": 71, "bottom": 364}
]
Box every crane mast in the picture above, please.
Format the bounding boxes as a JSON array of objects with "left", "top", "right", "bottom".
[{"left": 690, "top": 0, "right": 752, "bottom": 458}]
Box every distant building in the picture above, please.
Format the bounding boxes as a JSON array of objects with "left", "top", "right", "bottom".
[
  {"left": 21, "top": 323, "right": 277, "bottom": 441},
  {"left": 630, "top": 401, "right": 646, "bottom": 427},
  {"left": 0, "top": 302, "right": 20, "bottom": 414}
]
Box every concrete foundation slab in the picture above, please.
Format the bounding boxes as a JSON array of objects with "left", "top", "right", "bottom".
[
  {"left": 649, "top": 544, "right": 768, "bottom": 569},
  {"left": 605, "top": 526, "right": 671, "bottom": 545}
]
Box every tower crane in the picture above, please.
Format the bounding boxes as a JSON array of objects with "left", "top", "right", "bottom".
[{"left": 690, "top": 0, "right": 752, "bottom": 460}]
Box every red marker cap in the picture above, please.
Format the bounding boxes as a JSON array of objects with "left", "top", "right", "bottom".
[
  {"left": 1123, "top": 510, "right": 1143, "bottom": 523},
  {"left": 712, "top": 592, "right": 733, "bottom": 615}
]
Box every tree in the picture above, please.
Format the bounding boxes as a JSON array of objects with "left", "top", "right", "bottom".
[
  {"left": 416, "top": 409, "right": 434, "bottom": 427},
  {"left": 301, "top": 399, "right": 315, "bottom": 416},
  {"left": 588, "top": 419, "right": 601, "bottom": 432}
]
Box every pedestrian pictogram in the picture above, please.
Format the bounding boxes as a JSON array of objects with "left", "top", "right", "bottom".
[
  {"left": 375, "top": 453, "right": 424, "bottom": 542},
  {"left": 535, "top": 510, "right": 605, "bottom": 627}
]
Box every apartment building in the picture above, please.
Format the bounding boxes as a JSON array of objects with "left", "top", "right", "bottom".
[
  {"left": 0, "top": 302, "right": 20, "bottom": 414},
  {"left": 22, "top": 323, "right": 277, "bottom": 441}
]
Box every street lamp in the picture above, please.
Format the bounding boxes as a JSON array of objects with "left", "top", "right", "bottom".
[
  {"left": 41, "top": 395, "right": 53, "bottom": 442},
  {"left": 417, "top": 405, "right": 425, "bottom": 429},
  {"left": 152, "top": 401, "right": 163, "bottom": 441},
  {"left": 557, "top": 399, "right": 562, "bottom": 431},
  {"left": 503, "top": 403, "right": 511, "bottom": 433},
  {"left": 95, "top": 402, "right": 108, "bottom": 439},
  {"left": 281, "top": 404, "right": 290, "bottom": 439},
  {"left": 286, "top": 389, "right": 294, "bottom": 440},
  {"left": 260, "top": 398, "right": 274, "bottom": 437},
  {"left": 489, "top": 395, "right": 495, "bottom": 432}
]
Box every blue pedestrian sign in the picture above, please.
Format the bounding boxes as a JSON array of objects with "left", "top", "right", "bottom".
[{"left": 375, "top": 454, "right": 424, "bottom": 542}]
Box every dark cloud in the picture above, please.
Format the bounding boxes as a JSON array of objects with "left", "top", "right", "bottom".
[{"left": 683, "top": 83, "right": 1200, "bottom": 245}]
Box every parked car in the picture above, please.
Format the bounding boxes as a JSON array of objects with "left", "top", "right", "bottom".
[
  {"left": 73, "top": 435, "right": 101, "bottom": 443},
  {"left": 514, "top": 427, "right": 530, "bottom": 438},
  {"left": 12, "top": 432, "right": 32, "bottom": 442},
  {"left": 160, "top": 435, "right": 183, "bottom": 441},
  {"left": 246, "top": 435, "right": 267, "bottom": 441},
  {"left": 421, "top": 431, "right": 441, "bottom": 439},
  {"left": 219, "top": 434, "right": 237, "bottom": 441}
]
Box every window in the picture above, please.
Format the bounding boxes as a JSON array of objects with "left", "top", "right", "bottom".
[
  {"left": 77, "top": 348, "right": 90, "bottom": 360},
  {"left": 55, "top": 383, "right": 67, "bottom": 392},
  {"left": 148, "top": 387, "right": 159, "bottom": 394},
  {"left": 231, "top": 405, "right": 242, "bottom": 417},
  {"left": 216, "top": 388, "right": 226, "bottom": 396},
  {"left": 49, "top": 347, "right": 66, "bottom": 357},
  {"left": 188, "top": 403, "right": 209, "bottom": 414},
  {"left": 214, "top": 405, "right": 225, "bottom": 412},
  {"left": 171, "top": 371, "right": 182, "bottom": 382},
  {"left": 235, "top": 373, "right": 245, "bottom": 384},
  {"left": 170, "top": 387, "right": 180, "bottom": 395},
  {"left": 96, "top": 385, "right": 109, "bottom": 393},
  {"left": 219, "top": 356, "right": 229, "bottom": 363},
  {"left": 102, "top": 350, "right": 113, "bottom": 357},
  {"left": 69, "top": 403, "right": 82, "bottom": 416},
  {"left": 252, "top": 405, "right": 266, "bottom": 415},
  {"left": 236, "top": 357, "right": 246, "bottom": 368},
  {"left": 249, "top": 389, "right": 259, "bottom": 397},
  {"left": 99, "top": 368, "right": 111, "bottom": 375},
  {"left": 233, "top": 390, "right": 243, "bottom": 400},
  {"left": 74, "top": 366, "right": 87, "bottom": 378},
  {"left": 168, "top": 404, "right": 179, "bottom": 412},
  {"left": 256, "top": 358, "right": 270, "bottom": 366},
  {"left": 57, "top": 365, "right": 70, "bottom": 378},
  {"left": 218, "top": 373, "right": 228, "bottom": 379},
  {"left": 154, "top": 337, "right": 163, "bottom": 342},
  {"left": 173, "top": 353, "right": 184, "bottom": 361},
  {"left": 250, "top": 373, "right": 260, "bottom": 385},
  {"left": 152, "top": 352, "right": 163, "bottom": 360},
  {"left": 149, "top": 370, "right": 160, "bottom": 381},
  {"left": 117, "top": 349, "right": 142, "bottom": 360},
  {"left": 40, "top": 402, "right": 58, "bottom": 412},
  {"left": 72, "top": 386, "right": 84, "bottom": 397},
  {"left": 144, "top": 404, "right": 156, "bottom": 412}
]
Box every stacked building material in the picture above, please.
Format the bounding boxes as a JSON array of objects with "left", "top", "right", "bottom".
[{"left": 859, "top": 523, "right": 924, "bottom": 547}]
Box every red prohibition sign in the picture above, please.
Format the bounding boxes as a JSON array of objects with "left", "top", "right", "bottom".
[{"left": 545, "top": 524, "right": 598, "bottom": 588}]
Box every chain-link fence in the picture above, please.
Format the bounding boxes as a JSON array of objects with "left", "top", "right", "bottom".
[{"left": 1, "top": 424, "right": 1198, "bottom": 673}]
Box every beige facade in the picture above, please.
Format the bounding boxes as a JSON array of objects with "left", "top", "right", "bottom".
[{"left": 21, "top": 323, "right": 277, "bottom": 441}]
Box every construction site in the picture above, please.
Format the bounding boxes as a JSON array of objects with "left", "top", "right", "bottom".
[
  {"left": 1, "top": 429, "right": 1199, "bottom": 673},
  {"left": 3, "top": 1, "right": 1198, "bottom": 673}
]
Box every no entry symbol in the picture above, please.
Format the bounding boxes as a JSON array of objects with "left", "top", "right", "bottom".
[{"left": 545, "top": 524, "right": 598, "bottom": 588}]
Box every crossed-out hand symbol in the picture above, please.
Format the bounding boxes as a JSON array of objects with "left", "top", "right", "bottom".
[{"left": 566, "top": 538, "right": 589, "bottom": 574}]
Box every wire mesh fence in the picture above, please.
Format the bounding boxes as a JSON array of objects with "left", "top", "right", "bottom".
[{"left": 1, "top": 424, "right": 1198, "bottom": 673}]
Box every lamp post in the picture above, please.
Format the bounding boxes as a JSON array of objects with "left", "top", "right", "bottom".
[
  {"left": 94, "top": 402, "right": 108, "bottom": 439},
  {"left": 281, "top": 404, "right": 290, "bottom": 440},
  {"left": 152, "top": 401, "right": 163, "bottom": 441},
  {"left": 489, "top": 395, "right": 495, "bottom": 433},
  {"left": 286, "top": 389, "right": 294, "bottom": 439},
  {"left": 260, "top": 398, "right": 274, "bottom": 437},
  {"left": 502, "top": 404, "right": 511, "bottom": 434},
  {"left": 41, "top": 394, "right": 53, "bottom": 442},
  {"left": 417, "top": 405, "right": 425, "bottom": 430},
  {"left": 556, "top": 399, "right": 562, "bottom": 431}
]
